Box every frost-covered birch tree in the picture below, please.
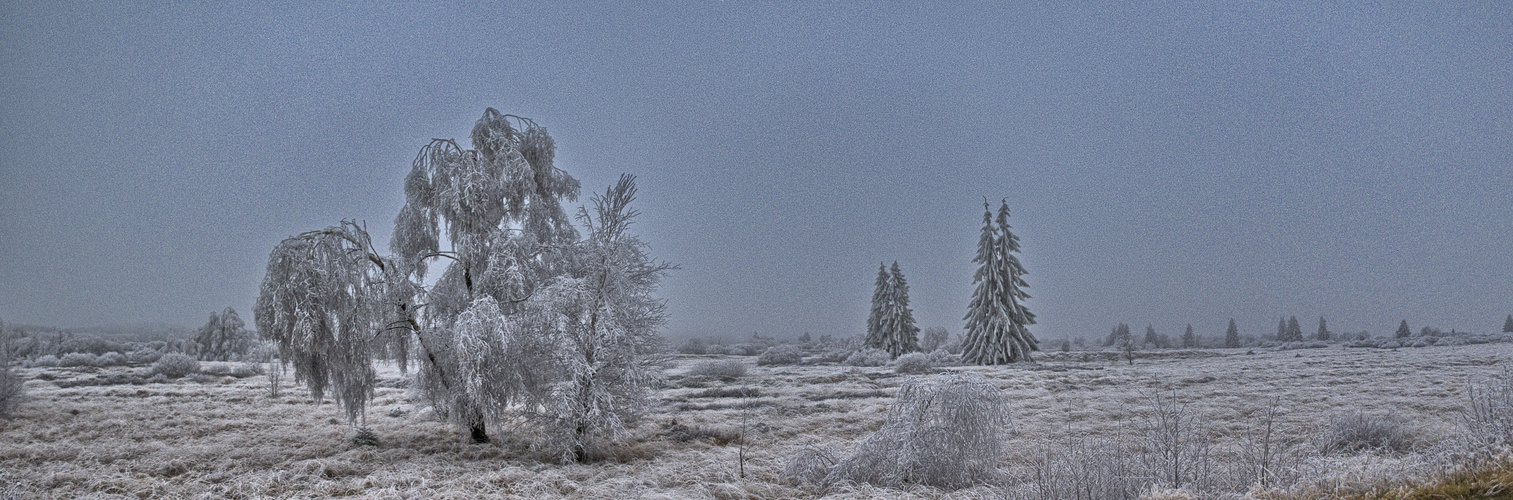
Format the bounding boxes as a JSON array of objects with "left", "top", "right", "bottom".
[
  {"left": 255, "top": 109, "right": 670, "bottom": 457},
  {"left": 962, "top": 200, "right": 1037, "bottom": 364}
]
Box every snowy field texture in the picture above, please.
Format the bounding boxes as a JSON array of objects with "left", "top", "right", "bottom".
[{"left": 2, "top": 342, "right": 1510, "bottom": 499}]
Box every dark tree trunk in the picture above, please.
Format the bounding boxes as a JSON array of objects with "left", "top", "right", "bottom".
[{"left": 469, "top": 421, "right": 489, "bottom": 444}]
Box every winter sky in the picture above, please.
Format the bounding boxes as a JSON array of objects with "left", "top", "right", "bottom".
[{"left": 2, "top": 3, "right": 1510, "bottom": 342}]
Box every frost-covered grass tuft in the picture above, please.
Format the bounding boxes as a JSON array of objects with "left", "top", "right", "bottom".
[
  {"left": 1319, "top": 412, "right": 1415, "bottom": 455},
  {"left": 151, "top": 353, "right": 200, "bottom": 379},
  {"left": 686, "top": 359, "right": 746, "bottom": 381},
  {"left": 826, "top": 373, "right": 1009, "bottom": 490},
  {"left": 756, "top": 345, "right": 804, "bottom": 366}
]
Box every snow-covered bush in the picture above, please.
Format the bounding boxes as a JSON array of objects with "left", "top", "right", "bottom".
[
  {"left": 843, "top": 348, "right": 889, "bottom": 367},
  {"left": 151, "top": 353, "right": 200, "bottom": 379},
  {"left": 1, "top": 326, "right": 24, "bottom": 418},
  {"left": 231, "top": 362, "right": 264, "bottom": 378},
  {"left": 826, "top": 373, "right": 1010, "bottom": 489},
  {"left": 29, "top": 354, "right": 59, "bottom": 368},
  {"left": 1319, "top": 412, "right": 1414, "bottom": 455},
  {"left": 783, "top": 446, "right": 838, "bottom": 487},
  {"left": 1463, "top": 368, "right": 1513, "bottom": 453},
  {"left": 927, "top": 348, "right": 960, "bottom": 367},
  {"left": 58, "top": 352, "right": 99, "bottom": 367},
  {"left": 705, "top": 344, "right": 731, "bottom": 356},
  {"left": 686, "top": 359, "right": 746, "bottom": 381},
  {"left": 757, "top": 345, "right": 804, "bottom": 366},
  {"left": 892, "top": 352, "right": 933, "bottom": 374},
  {"left": 677, "top": 337, "right": 708, "bottom": 355},
  {"left": 97, "top": 352, "right": 126, "bottom": 366},
  {"left": 127, "top": 349, "right": 161, "bottom": 365}
]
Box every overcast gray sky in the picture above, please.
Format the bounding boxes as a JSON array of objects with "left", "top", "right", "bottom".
[{"left": 2, "top": 2, "right": 1510, "bottom": 342}]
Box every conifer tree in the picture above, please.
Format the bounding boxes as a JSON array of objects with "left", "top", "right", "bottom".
[
  {"left": 865, "top": 263, "right": 890, "bottom": 350},
  {"left": 962, "top": 200, "right": 1037, "bottom": 364},
  {"left": 1224, "top": 318, "right": 1241, "bottom": 348},
  {"left": 873, "top": 262, "right": 921, "bottom": 358},
  {"left": 1315, "top": 316, "right": 1330, "bottom": 341},
  {"left": 1144, "top": 324, "right": 1161, "bottom": 348},
  {"left": 1181, "top": 323, "right": 1196, "bottom": 348},
  {"left": 1395, "top": 320, "right": 1412, "bottom": 338},
  {"left": 1504, "top": 314, "right": 1512, "bottom": 333},
  {"left": 1285, "top": 316, "right": 1303, "bottom": 341},
  {"left": 1276, "top": 317, "right": 1287, "bottom": 340},
  {"left": 1106, "top": 322, "right": 1132, "bottom": 347}
]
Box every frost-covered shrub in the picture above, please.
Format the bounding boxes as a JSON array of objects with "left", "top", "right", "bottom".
[
  {"left": 677, "top": 337, "right": 707, "bottom": 355},
  {"left": 757, "top": 345, "right": 804, "bottom": 366},
  {"left": 1463, "top": 368, "right": 1513, "bottom": 452},
  {"left": 1, "top": 329, "right": 24, "bottom": 418},
  {"left": 1319, "top": 412, "right": 1414, "bottom": 455},
  {"left": 705, "top": 344, "right": 731, "bottom": 356},
  {"left": 783, "top": 446, "right": 838, "bottom": 487},
  {"left": 151, "top": 353, "right": 200, "bottom": 379},
  {"left": 58, "top": 352, "right": 99, "bottom": 367},
  {"left": 826, "top": 374, "right": 1010, "bottom": 489},
  {"left": 843, "top": 348, "right": 889, "bottom": 367},
  {"left": 686, "top": 359, "right": 746, "bottom": 381},
  {"left": 927, "top": 348, "right": 959, "bottom": 367},
  {"left": 202, "top": 364, "right": 232, "bottom": 376},
  {"left": 231, "top": 362, "right": 264, "bottom": 378},
  {"left": 727, "top": 343, "right": 762, "bottom": 356},
  {"left": 29, "top": 355, "right": 59, "bottom": 368},
  {"left": 97, "top": 352, "right": 126, "bottom": 367},
  {"left": 892, "top": 352, "right": 933, "bottom": 374},
  {"left": 127, "top": 349, "right": 162, "bottom": 365}
]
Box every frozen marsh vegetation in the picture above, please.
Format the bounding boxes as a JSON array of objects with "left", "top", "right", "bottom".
[{"left": 1, "top": 342, "right": 1511, "bottom": 498}]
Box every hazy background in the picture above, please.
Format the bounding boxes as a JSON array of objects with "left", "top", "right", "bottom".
[{"left": 2, "top": 2, "right": 1510, "bottom": 342}]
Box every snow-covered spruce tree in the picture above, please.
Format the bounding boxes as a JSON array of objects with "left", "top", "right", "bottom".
[
  {"left": 1285, "top": 316, "right": 1303, "bottom": 342},
  {"left": 1395, "top": 320, "right": 1412, "bottom": 338},
  {"left": 1503, "top": 314, "right": 1512, "bottom": 333},
  {"left": 1315, "top": 316, "right": 1330, "bottom": 341},
  {"left": 1224, "top": 318, "right": 1241, "bottom": 348},
  {"left": 1276, "top": 317, "right": 1287, "bottom": 341},
  {"left": 1181, "top": 324, "right": 1196, "bottom": 348},
  {"left": 877, "top": 262, "right": 921, "bottom": 358},
  {"left": 1143, "top": 324, "right": 1161, "bottom": 348},
  {"left": 864, "top": 263, "right": 890, "bottom": 351},
  {"left": 1106, "top": 322, "right": 1132, "bottom": 348},
  {"left": 194, "top": 307, "right": 253, "bottom": 361},
  {"left": 962, "top": 200, "right": 1037, "bottom": 364}
]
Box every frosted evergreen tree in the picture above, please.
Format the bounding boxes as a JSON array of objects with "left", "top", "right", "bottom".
[
  {"left": 877, "top": 262, "right": 921, "bottom": 358},
  {"left": 1315, "top": 316, "right": 1330, "bottom": 341},
  {"left": 1106, "top": 322, "right": 1132, "bottom": 347},
  {"left": 1181, "top": 323, "right": 1196, "bottom": 348},
  {"left": 1285, "top": 316, "right": 1303, "bottom": 341},
  {"left": 1144, "top": 324, "right": 1161, "bottom": 348},
  {"left": 1276, "top": 317, "right": 1287, "bottom": 340},
  {"left": 1504, "top": 314, "right": 1512, "bottom": 333},
  {"left": 1395, "top": 320, "right": 1412, "bottom": 338},
  {"left": 962, "top": 200, "right": 1037, "bottom": 364},
  {"left": 256, "top": 110, "right": 670, "bottom": 458},
  {"left": 194, "top": 307, "right": 252, "bottom": 361},
  {"left": 1224, "top": 318, "right": 1241, "bottom": 348},
  {"left": 865, "top": 263, "right": 890, "bottom": 351}
]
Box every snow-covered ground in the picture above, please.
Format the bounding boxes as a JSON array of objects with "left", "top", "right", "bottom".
[{"left": 1, "top": 342, "right": 1508, "bottom": 498}]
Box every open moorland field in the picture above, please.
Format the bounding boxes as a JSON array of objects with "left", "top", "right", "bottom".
[{"left": 2, "top": 343, "right": 1511, "bottom": 499}]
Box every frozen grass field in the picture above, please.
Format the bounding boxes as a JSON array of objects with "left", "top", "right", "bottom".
[{"left": 2, "top": 343, "right": 1510, "bottom": 499}]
